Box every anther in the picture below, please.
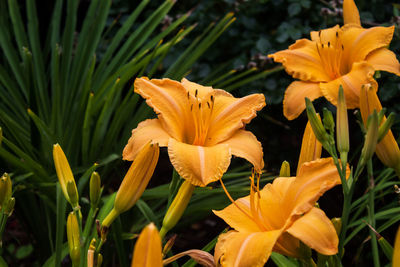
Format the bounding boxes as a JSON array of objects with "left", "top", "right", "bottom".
[
  {"left": 195, "top": 89, "right": 198, "bottom": 98},
  {"left": 190, "top": 104, "right": 193, "bottom": 111},
  {"left": 198, "top": 103, "right": 201, "bottom": 109},
  {"left": 187, "top": 91, "right": 190, "bottom": 99},
  {"left": 318, "top": 30, "right": 321, "bottom": 37},
  {"left": 207, "top": 102, "right": 210, "bottom": 108},
  {"left": 341, "top": 44, "right": 344, "bottom": 50},
  {"left": 328, "top": 41, "right": 330, "bottom": 47},
  {"left": 336, "top": 31, "right": 338, "bottom": 38},
  {"left": 321, "top": 44, "right": 324, "bottom": 48},
  {"left": 210, "top": 95, "right": 214, "bottom": 102}
]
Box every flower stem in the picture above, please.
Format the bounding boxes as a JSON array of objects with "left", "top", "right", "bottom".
[{"left": 367, "top": 160, "right": 380, "bottom": 267}]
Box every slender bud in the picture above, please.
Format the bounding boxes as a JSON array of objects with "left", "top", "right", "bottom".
[
  {"left": 67, "top": 212, "right": 81, "bottom": 266},
  {"left": 360, "top": 111, "right": 379, "bottom": 166},
  {"left": 297, "top": 120, "right": 322, "bottom": 174},
  {"left": 96, "top": 254, "right": 103, "bottom": 267},
  {"left": 102, "top": 142, "right": 159, "bottom": 228},
  {"left": 323, "top": 108, "right": 335, "bottom": 134},
  {"left": 279, "top": 161, "right": 290, "bottom": 177},
  {"left": 305, "top": 98, "right": 328, "bottom": 145},
  {"left": 0, "top": 173, "right": 12, "bottom": 210},
  {"left": 336, "top": 86, "right": 349, "bottom": 154},
  {"left": 53, "top": 144, "right": 79, "bottom": 207},
  {"left": 131, "top": 223, "right": 163, "bottom": 267},
  {"left": 331, "top": 218, "right": 342, "bottom": 235},
  {"left": 160, "top": 181, "right": 195, "bottom": 238},
  {"left": 360, "top": 85, "right": 400, "bottom": 171},
  {"left": 67, "top": 181, "right": 79, "bottom": 209},
  {"left": 3, "top": 197, "right": 15, "bottom": 217},
  {"left": 90, "top": 172, "right": 101, "bottom": 208},
  {"left": 378, "top": 112, "right": 395, "bottom": 143}
]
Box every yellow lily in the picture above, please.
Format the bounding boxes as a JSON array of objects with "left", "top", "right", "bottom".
[
  {"left": 359, "top": 84, "right": 400, "bottom": 173},
  {"left": 123, "top": 77, "right": 265, "bottom": 187},
  {"left": 269, "top": 0, "right": 400, "bottom": 120},
  {"left": 214, "top": 158, "right": 349, "bottom": 267},
  {"left": 131, "top": 223, "right": 163, "bottom": 267}
]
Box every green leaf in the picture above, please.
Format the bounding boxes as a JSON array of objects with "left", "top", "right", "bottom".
[{"left": 15, "top": 244, "right": 33, "bottom": 259}]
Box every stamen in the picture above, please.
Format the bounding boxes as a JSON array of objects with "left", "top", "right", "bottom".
[
  {"left": 219, "top": 177, "right": 254, "bottom": 222},
  {"left": 187, "top": 91, "right": 190, "bottom": 99},
  {"left": 195, "top": 89, "right": 198, "bottom": 98},
  {"left": 198, "top": 103, "right": 201, "bottom": 109},
  {"left": 207, "top": 102, "right": 210, "bottom": 109},
  {"left": 210, "top": 95, "right": 214, "bottom": 102}
]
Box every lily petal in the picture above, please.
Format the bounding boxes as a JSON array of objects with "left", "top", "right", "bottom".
[
  {"left": 341, "top": 25, "right": 395, "bottom": 67},
  {"left": 213, "top": 196, "right": 263, "bottom": 233},
  {"left": 310, "top": 25, "right": 341, "bottom": 43},
  {"left": 269, "top": 39, "right": 331, "bottom": 82},
  {"left": 286, "top": 207, "right": 338, "bottom": 255},
  {"left": 284, "top": 158, "right": 348, "bottom": 218},
  {"left": 343, "top": 0, "right": 361, "bottom": 26},
  {"left": 181, "top": 78, "right": 214, "bottom": 98},
  {"left": 206, "top": 92, "right": 265, "bottom": 145},
  {"left": 320, "top": 61, "right": 377, "bottom": 109},
  {"left": 366, "top": 47, "right": 400, "bottom": 76},
  {"left": 259, "top": 178, "right": 295, "bottom": 230},
  {"left": 131, "top": 223, "right": 163, "bottom": 267},
  {"left": 134, "top": 77, "right": 190, "bottom": 141},
  {"left": 283, "top": 81, "right": 322, "bottom": 120},
  {"left": 215, "top": 230, "right": 282, "bottom": 267},
  {"left": 219, "top": 130, "right": 264, "bottom": 171},
  {"left": 123, "top": 119, "right": 170, "bottom": 161},
  {"left": 168, "top": 139, "right": 231, "bottom": 187}
]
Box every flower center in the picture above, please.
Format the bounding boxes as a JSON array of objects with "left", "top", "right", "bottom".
[
  {"left": 187, "top": 90, "right": 215, "bottom": 146},
  {"left": 315, "top": 29, "right": 348, "bottom": 80}
]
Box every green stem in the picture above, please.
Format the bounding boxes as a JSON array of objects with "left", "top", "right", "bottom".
[
  {"left": 55, "top": 184, "right": 67, "bottom": 267},
  {"left": 367, "top": 160, "right": 380, "bottom": 267},
  {"left": 0, "top": 213, "right": 7, "bottom": 252}
]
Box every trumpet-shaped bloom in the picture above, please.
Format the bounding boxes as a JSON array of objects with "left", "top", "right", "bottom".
[
  {"left": 214, "top": 158, "right": 349, "bottom": 267},
  {"left": 123, "top": 78, "right": 265, "bottom": 187},
  {"left": 269, "top": 0, "right": 400, "bottom": 120}
]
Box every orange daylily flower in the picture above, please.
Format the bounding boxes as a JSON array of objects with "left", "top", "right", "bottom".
[
  {"left": 269, "top": 0, "right": 400, "bottom": 120},
  {"left": 123, "top": 78, "right": 265, "bottom": 187},
  {"left": 214, "top": 158, "right": 349, "bottom": 267}
]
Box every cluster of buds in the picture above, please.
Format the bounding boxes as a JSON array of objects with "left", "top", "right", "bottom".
[{"left": 0, "top": 173, "right": 14, "bottom": 217}]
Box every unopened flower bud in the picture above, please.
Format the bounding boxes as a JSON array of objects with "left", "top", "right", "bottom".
[
  {"left": 377, "top": 236, "right": 393, "bottom": 260},
  {"left": 132, "top": 223, "right": 163, "bottom": 267},
  {"left": 360, "top": 85, "right": 400, "bottom": 171},
  {"left": 3, "top": 197, "right": 15, "bottom": 217},
  {"left": 305, "top": 98, "right": 329, "bottom": 146},
  {"left": 279, "top": 161, "right": 290, "bottom": 177},
  {"left": 67, "top": 180, "right": 79, "bottom": 209},
  {"left": 331, "top": 217, "right": 342, "bottom": 235},
  {"left": 323, "top": 108, "right": 335, "bottom": 134},
  {"left": 90, "top": 172, "right": 101, "bottom": 208},
  {"left": 0, "top": 173, "right": 12, "bottom": 210},
  {"left": 297, "top": 120, "right": 322, "bottom": 174},
  {"left": 360, "top": 111, "right": 379, "bottom": 166},
  {"left": 67, "top": 212, "right": 81, "bottom": 266},
  {"left": 102, "top": 142, "right": 159, "bottom": 228},
  {"left": 336, "top": 86, "right": 349, "bottom": 154},
  {"left": 160, "top": 181, "right": 195, "bottom": 238},
  {"left": 53, "top": 144, "right": 79, "bottom": 207},
  {"left": 378, "top": 112, "right": 395, "bottom": 143}
]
